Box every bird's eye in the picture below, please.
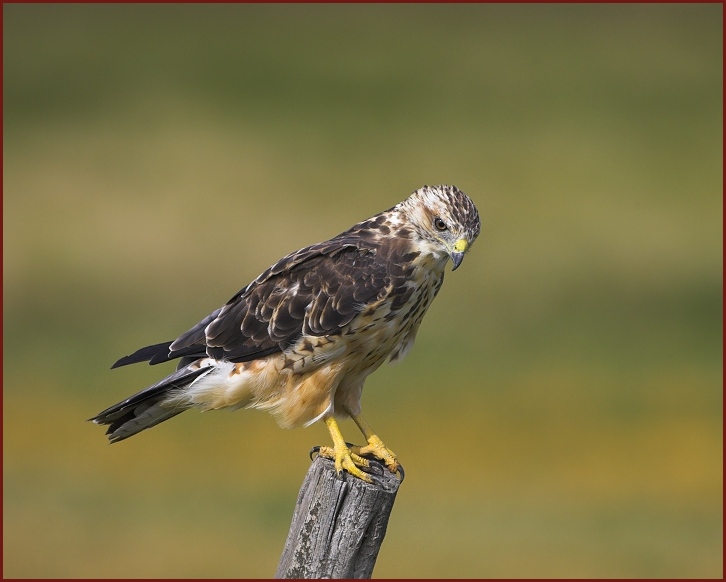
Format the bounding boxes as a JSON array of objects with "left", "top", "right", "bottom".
[{"left": 433, "top": 217, "right": 448, "bottom": 231}]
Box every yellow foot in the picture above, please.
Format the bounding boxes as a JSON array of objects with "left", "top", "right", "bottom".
[
  {"left": 350, "top": 434, "right": 399, "bottom": 474},
  {"left": 316, "top": 445, "right": 376, "bottom": 483}
]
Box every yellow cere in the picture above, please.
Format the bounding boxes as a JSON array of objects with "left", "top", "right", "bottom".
[{"left": 454, "top": 239, "right": 468, "bottom": 253}]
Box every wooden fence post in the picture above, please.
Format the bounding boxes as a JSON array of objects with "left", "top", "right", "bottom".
[{"left": 275, "top": 454, "right": 402, "bottom": 579}]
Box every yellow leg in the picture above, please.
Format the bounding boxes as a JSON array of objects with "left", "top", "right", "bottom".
[
  {"left": 317, "top": 416, "right": 374, "bottom": 483},
  {"left": 345, "top": 409, "right": 399, "bottom": 474}
]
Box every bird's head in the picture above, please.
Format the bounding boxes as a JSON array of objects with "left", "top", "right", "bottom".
[{"left": 400, "top": 185, "right": 481, "bottom": 271}]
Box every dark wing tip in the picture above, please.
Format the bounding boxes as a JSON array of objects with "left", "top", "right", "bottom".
[{"left": 110, "top": 341, "right": 173, "bottom": 369}]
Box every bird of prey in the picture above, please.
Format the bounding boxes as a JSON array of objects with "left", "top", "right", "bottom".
[{"left": 91, "top": 184, "right": 480, "bottom": 482}]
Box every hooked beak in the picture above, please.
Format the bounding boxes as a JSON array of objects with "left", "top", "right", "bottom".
[
  {"left": 451, "top": 252, "right": 465, "bottom": 271},
  {"left": 450, "top": 238, "right": 469, "bottom": 271}
]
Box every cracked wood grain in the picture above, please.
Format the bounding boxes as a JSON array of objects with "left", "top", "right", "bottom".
[{"left": 275, "top": 455, "right": 401, "bottom": 579}]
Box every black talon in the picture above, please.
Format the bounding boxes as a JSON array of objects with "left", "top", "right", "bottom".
[
  {"left": 367, "top": 473, "right": 387, "bottom": 487},
  {"left": 354, "top": 460, "right": 386, "bottom": 486},
  {"left": 308, "top": 444, "right": 399, "bottom": 484},
  {"left": 359, "top": 459, "right": 385, "bottom": 477}
]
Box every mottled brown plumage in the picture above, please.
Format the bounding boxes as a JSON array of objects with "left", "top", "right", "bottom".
[{"left": 91, "top": 184, "right": 480, "bottom": 481}]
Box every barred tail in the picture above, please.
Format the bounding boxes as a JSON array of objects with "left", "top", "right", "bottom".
[{"left": 90, "top": 366, "right": 209, "bottom": 443}]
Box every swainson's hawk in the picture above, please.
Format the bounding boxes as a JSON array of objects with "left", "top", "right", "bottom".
[{"left": 91, "top": 185, "right": 481, "bottom": 482}]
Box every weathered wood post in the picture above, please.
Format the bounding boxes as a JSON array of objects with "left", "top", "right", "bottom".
[{"left": 275, "top": 454, "right": 402, "bottom": 579}]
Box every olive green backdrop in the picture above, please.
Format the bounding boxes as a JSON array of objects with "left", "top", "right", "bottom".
[{"left": 3, "top": 3, "right": 722, "bottom": 578}]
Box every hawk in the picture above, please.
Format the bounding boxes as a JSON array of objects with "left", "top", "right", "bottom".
[{"left": 91, "top": 185, "right": 481, "bottom": 482}]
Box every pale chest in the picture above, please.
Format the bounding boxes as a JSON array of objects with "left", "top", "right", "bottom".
[
  {"left": 342, "top": 259, "right": 445, "bottom": 371},
  {"left": 281, "top": 253, "right": 446, "bottom": 375}
]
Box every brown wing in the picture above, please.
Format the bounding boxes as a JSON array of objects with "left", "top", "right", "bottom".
[
  {"left": 166, "top": 231, "right": 398, "bottom": 363},
  {"left": 112, "top": 217, "right": 414, "bottom": 369}
]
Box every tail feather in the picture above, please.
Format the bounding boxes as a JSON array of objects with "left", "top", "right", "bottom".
[{"left": 90, "top": 365, "right": 209, "bottom": 443}]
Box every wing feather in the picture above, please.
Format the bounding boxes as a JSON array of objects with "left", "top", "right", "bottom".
[{"left": 119, "top": 230, "right": 401, "bottom": 368}]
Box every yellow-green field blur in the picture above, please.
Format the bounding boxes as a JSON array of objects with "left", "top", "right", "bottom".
[{"left": 3, "top": 4, "right": 722, "bottom": 578}]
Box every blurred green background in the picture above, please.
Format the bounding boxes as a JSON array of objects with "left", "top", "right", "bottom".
[{"left": 3, "top": 3, "right": 722, "bottom": 578}]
